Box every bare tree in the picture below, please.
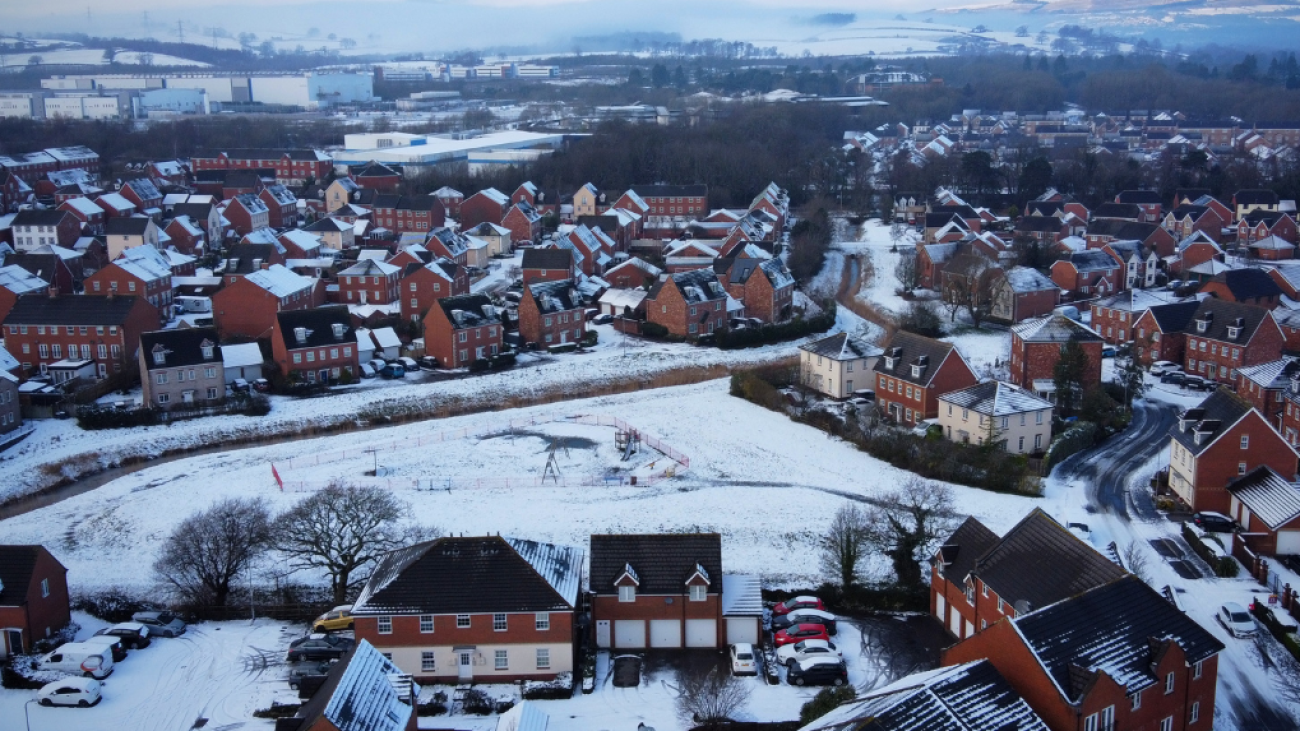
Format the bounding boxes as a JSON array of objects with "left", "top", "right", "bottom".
[
  {"left": 865, "top": 478, "right": 960, "bottom": 588},
  {"left": 154, "top": 497, "right": 272, "bottom": 607},
  {"left": 1122, "top": 541, "right": 1151, "bottom": 583},
  {"left": 894, "top": 252, "right": 919, "bottom": 293},
  {"left": 673, "top": 664, "right": 751, "bottom": 728},
  {"left": 820, "top": 504, "right": 870, "bottom": 588},
  {"left": 276, "top": 482, "right": 432, "bottom": 605}
]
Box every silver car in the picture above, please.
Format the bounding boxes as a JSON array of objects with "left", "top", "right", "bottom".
[{"left": 131, "top": 611, "right": 187, "bottom": 638}]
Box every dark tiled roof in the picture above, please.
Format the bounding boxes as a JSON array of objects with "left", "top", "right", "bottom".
[
  {"left": 276, "top": 306, "right": 355, "bottom": 349},
  {"left": 1025, "top": 200, "right": 1064, "bottom": 217},
  {"left": 1207, "top": 268, "right": 1282, "bottom": 302},
  {"left": 1236, "top": 189, "right": 1280, "bottom": 206},
  {"left": 1168, "top": 204, "right": 1210, "bottom": 221},
  {"left": 522, "top": 248, "right": 573, "bottom": 271},
  {"left": 1180, "top": 299, "right": 1273, "bottom": 343},
  {"left": 589, "top": 533, "right": 722, "bottom": 595},
  {"left": 926, "top": 212, "right": 965, "bottom": 229},
  {"left": 170, "top": 202, "right": 213, "bottom": 221},
  {"left": 972, "top": 509, "right": 1126, "bottom": 614},
  {"left": 1015, "top": 216, "right": 1064, "bottom": 233},
  {"left": 1145, "top": 300, "right": 1200, "bottom": 333},
  {"left": 352, "top": 535, "right": 582, "bottom": 615},
  {"left": 1169, "top": 387, "right": 1257, "bottom": 456},
  {"left": 436, "top": 294, "right": 501, "bottom": 329},
  {"left": 140, "top": 327, "right": 221, "bottom": 371},
  {"left": 936, "top": 517, "right": 999, "bottom": 584},
  {"left": 631, "top": 184, "right": 708, "bottom": 198},
  {"left": 1241, "top": 210, "right": 1291, "bottom": 227},
  {"left": 105, "top": 217, "right": 151, "bottom": 236},
  {"left": 1092, "top": 202, "right": 1141, "bottom": 219},
  {"left": 578, "top": 215, "right": 621, "bottom": 232},
  {"left": 648, "top": 269, "right": 728, "bottom": 304},
  {"left": 0, "top": 545, "right": 59, "bottom": 606},
  {"left": 5, "top": 295, "right": 144, "bottom": 326},
  {"left": 1116, "top": 190, "right": 1162, "bottom": 204},
  {"left": 1064, "top": 250, "right": 1119, "bottom": 273},
  {"left": 224, "top": 244, "right": 279, "bottom": 275},
  {"left": 526, "top": 279, "right": 581, "bottom": 313},
  {"left": 1014, "top": 576, "right": 1224, "bottom": 698},
  {"left": 931, "top": 204, "right": 981, "bottom": 220},
  {"left": 874, "top": 331, "right": 959, "bottom": 387},
  {"left": 799, "top": 332, "right": 883, "bottom": 360},
  {"left": 194, "top": 148, "right": 322, "bottom": 161},
  {"left": 12, "top": 209, "right": 71, "bottom": 227},
  {"left": 354, "top": 162, "right": 400, "bottom": 178}
]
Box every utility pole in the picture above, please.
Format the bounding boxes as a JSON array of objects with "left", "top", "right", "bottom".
[{"left": 177, "top": 20, "right": 184, "bottom": 44}]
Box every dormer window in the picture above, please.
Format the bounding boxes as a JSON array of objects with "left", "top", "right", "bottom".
[
  {"left": 618, "top": 585, "right": 636, "bottom": 602},
  {"left": 884, "top": 356, "right": 897, "bottom": 370},
  {"left": 1227, "top": 326, "right": 1240, "bottom": 340},
  {"left": 200, "top": 342, "right": 214, "bottom": 360},
  {"left": 152, "top": 349, "right": 165, "bottom": 366},
  {"left": 911, "top": 364, "right": 923, "bottom": 378},
  {"left": 689, "top": 584, "right": 707, "bottom": 601},
  {"left": 1196, "top": 318, "right": 1209, "bottom": 333}
]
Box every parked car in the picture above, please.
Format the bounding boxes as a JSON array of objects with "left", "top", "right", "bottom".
[
  {"left": 312, "top": 605, "right": 354, "bottom": 633},
  {"left": 252, "top": 378, "right": 271, "bottom": 393},
  {"left": 774, "top": 623, "right": 831, "bottom": 647},
  {"left": 775, "top": 638, "right": 841, "bottom": 667},
  {"left": 592, "top": 313, "right": 614, "bottom": 325},
  {"left": 37, "top": 677, "right": 102, "bottom": 707},
  {"left": 730, "top": 643, "right": 757, "bottom": 676},
  {"left": 771, "top": 609, "right": 837, "bottom": 635},
  {"left": 38, "top": 642, "right": 114, "bottom": 679},
  {"left": 80, "top": 635, "right": 127, "bottom": 662},
  {"left": 287, "top": 634, "right": 355, "bottom": 662},
  {"left": 132, "top": 611, "right": 187, "bottom": 638},
  {"left": 358, "top": 363, "right": 377, "bottom": 379},
  {"left": 1101, "top": 347, "right": 1117, "bottom": 358},
  {"left": 1160, "top": 372, "right": 1187, "bottom": 385},
  {"left": 288, "top": 659, "right": 334, "bottom": 690},
  {"left": 93, "top": 622, "right": 151, "bottom": 649},
  {"left": 368, "top": 358, "right": 388, "bottom": 373},
  {"left": 397, "top": 357, "right": 420, "bottom": 372},
  {"left": 1151, "top": 361, "right": 1181, "bottom": 376},
  {"left": 380, "top": 363, "right": 406, "bottom": 379},
  {"left": 772, "top": 596, "right": 825, "bottom": 616},
  {"left": 1166, "top": 279, "right": 1184, "bottom": 291},
  {"left": 1218, "top": 602, "right": 1257, "bottom": 638},
  {"left": 1193, "top": 512, "right": 1236, "bottom": 533},
  {"left": 787, "top": 656, "right": 848, "bottom": 686},
  {"left": 419, "top": 356, "right": 440, "bottom": 370},
  {"left": 231, "top": 378, "right": 250, "bottom": 393},
  {"left": 1182, "top": 375, "right": 1209, "bottom": 391}
]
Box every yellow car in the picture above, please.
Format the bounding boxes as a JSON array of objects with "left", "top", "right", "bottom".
[{"left": 312, "top": 605, "right": 354, "bottom": 633}]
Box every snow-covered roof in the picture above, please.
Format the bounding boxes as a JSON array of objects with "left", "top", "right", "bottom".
[
  {"left": 339, "top": 259, "right": 401, "bottom": 277},
  {"left": 597, "top": 288, "right": 646, "bottom": 311},
  {"left": 97, "top": 192, "right": 135, "bottom": 211},
  {"left": 1250, "top": 234, "right": 1296, "bottom": 251},
  {"left": 1002, "top": 266, "right": 1057, "bottom": 293},
  {"left": 0, "top": 344, "right": 20, "bottom": 374},
  {"left": 318, "top": 641, "right": 414, "bottom": 731},
  {"left": 800, "top": 332, "right": 883, "bottom": 361},
  {"left": 245, "top": 264, "right": 314, "bottom": 297},
  {"left": 1057, "top": 235, "right": 1087, "bottom": 253},
  {"left": 939, "top": 381, "right": 1053, "bottom": 417},
  {"left": 370, "top": 326, "right": 401, "bottom": 349},
  {"left": 242, "top": 227, "right": 281, "bottom": 246},
  {"left": 112, "top": 246, "right": 172, "bottom": 281},
  {"left": 60, "top": 196, "right": 102, "bottom": 217},
  {"left": 496, "top": 701, "right": 547, "bottom": 731},
  {"left": 477, "top": 187, "right": 509, "bottom": 206},
  {"left": 1235, "top": 358, "right": 1299, "bottom": 390},
  {"left": 1227, "top": 466, "right": 1300, "bottom": 531},
  {"left": 432, "top": 186, "right": 463, "bottom": 198},
  {"left": 169, "top": 215, "right": 203, "bottom": 237},
  {"left": 721, "top": 574, "right": 763, "bottom": 617},
  {"left": 1091, "top": 288, "right": 1182, "bottom": 313},
  {"left": 221, "top": 342, "right": 264, "bottom": 369},
  {"left": 1187, "top": 259, "right": 1239, "bottom": 277},
  {"left": 1012, "top": 314, "right": 1102, "bottom": 343}
]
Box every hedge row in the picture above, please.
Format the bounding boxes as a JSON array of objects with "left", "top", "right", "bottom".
[
  {"left": 716, "top": 304, "right": 837, "bottom": 349},
  {"left": 1181, "top": 523, "right": 1240, "bottom": 578},
  {"left": 76, "top": 394, "right": 271, "bottom": 430}
]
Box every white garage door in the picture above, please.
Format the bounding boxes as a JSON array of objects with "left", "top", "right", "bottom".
[
  {"left": 726, "top": 617, "right": 758, "bottom": 645},
  {"left": 685, "top": 619, "right": 717, "bottom": 648},
  {"left": 1278, "top": 530, "right": 1300, "bottom": 555},
  {"left": 649, "top": 620, "right": 682, "bottom": 648},
  {"left": 614, "top": 620, "right": 645, "bottom": 649}
]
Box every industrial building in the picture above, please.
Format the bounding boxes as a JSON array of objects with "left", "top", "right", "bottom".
[
  {"left": 332, "top": 130, "right": 570, "bottom": 176},
  {"left": 40, "top": 72, "right": 373, "bottom": 110}
]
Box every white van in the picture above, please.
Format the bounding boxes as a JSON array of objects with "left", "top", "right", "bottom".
[{"left": 39, "top": 642, "right": 114, "bottom": 679}]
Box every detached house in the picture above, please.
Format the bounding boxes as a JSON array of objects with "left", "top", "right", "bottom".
[
  {"left": 398, "top": 260, "right": 464, "bottom": 323},
  {"left": 873, "top": 331, "right": 979, "bottom": 426},
  {"left": 1050, "top": 251, "right": 1122, "bottom": 299},
  {"left": 423, "top": 294, "right": 503, "bottom": 369},
  {"left": 104, "top": 216, "right": 160, "bottom": 260},
  {"left": 1132, "top": 300, "right": 1200, "bottom": 368},
  {"left": 1009, "top": 315, "right": 1104, "bottom": 399},
  {"left": 258, "top": 185, "right": 298, "bottom": 229},
  {"left": 645, "top": 269, "right": 729, "bottom": 340},
  {"left": 936, "top": 382, "right": 1054, "bottom": 455},
  {"left": 1114, "top": 189, "right": 1164, "bottom": 222},
  {"left": 590, "top": 533, "right": 724, "bottom": 649},
  {"left": 1234, "top": 358, "right": 1299, "bottom": 428},
  {"left": 0, "top": 545, "right": 70, "bottom": 657},
  {"left": 458, "top": 188, "right": 510, "bottom": 231},
  {"left": 0, "top": 265, "right": 49, "bottom": 324},
  {"left": 518, "top": 280, "right": 585, "bottom": 348},
  {"left": 714, "top": 256, "right": 795, "bottom": 324},
  {"left": 138, "top": 327, "right": 224, "bottom": 409},
  {"left": 271, "top": 305, "right": 359, "bottom": 384},
  {"left": 989, "top": 267, "right": 1060, "bottom": 324},
  {"left": 1198, "top": 268, "right": 1282, "bottom": 307},
  {"left": 1180, "top": 299, "right": 1284, "bottom": 383},
  {"left": 223, "top": 193, "right": 270, "bottom": 236},
  {"left": 337, "top": 259, "right": 401, "bottom": 305},
  {"left": 1168, "top": 388, "right": 1299, "bottom": 513},
  {"left": 798, "top": 333, "right": 883, "bottom": 399},
  {"left": 351, "top": 535, "right": 583, "bottom": 683},
  {"left": 213, "top": 264, "right": 320, "bottom": 339},
  {"left": 501, "top": 202, "right": 543, "bottom": 246},
  {"left": 1234, "top": 188, "right": 1281, "bottom": 221},
  {"left": 84, "top": 245, "right": 173, "bottom": 321},
  {"left": 275, "top": 641, "right": 418, "bottom": 731},
  {"left": 1237, "top": 210, "right": 1297, "bottom": 245}
]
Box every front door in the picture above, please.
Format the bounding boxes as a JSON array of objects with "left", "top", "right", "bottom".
[
  {"left": 458, "top": 651, "right": 473, "bottom": 681},
  {"left": 596, "top": 620, "right": 611, "bottom": 649},
  {"left": 318, "top": 369, "right": 330, "bottom": 384},
  {"left": 3, "top": 629, "right": 22, "bottom": 658}
]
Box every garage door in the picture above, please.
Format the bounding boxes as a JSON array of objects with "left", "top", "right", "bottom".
[
  {"left": 1278, "top": 530, "right": 1300, "bottom": 555},
  {"left": 614, "top": 620, "right": 645, "bottom": 649},
  {"left": 685, "top": 619, "right": 717, "bottom": 648},
  {"left": 649, "top": 620, "right": 682, "bottom": 648},
  {"left": 726, "top": 617, "right": 758, "bottom": 645}
]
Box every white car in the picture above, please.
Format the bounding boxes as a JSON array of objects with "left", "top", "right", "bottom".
[
  {"left": 730, "top": 643, "right": 757, "bottom": 676},
  {"left": 37, "top": 677, "right": 102, "bottom": 707},
  {"left": 775, "top": 638, "right": 841, "bottom": 666},
  {"left": 1151, "top": 361, "right": 1181, "bottom": 376},
  {"left": 1218, "top": 602, "right": 1257, "bottom": 638}
]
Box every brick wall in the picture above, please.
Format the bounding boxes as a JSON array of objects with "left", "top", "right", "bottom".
[
  {"left": 1010, "top": 337, "right": 1102, "bottom": 391},
  {"left": 1184, "top": 324, "right": 1284, "bottom": 383},
  {"left": 1182, "top": 414, "right": 1298, "bottom": 513},
  {"left": 646, "top": 285, "right": 726, "bottom": 339},
  {"left": 458, "top": 196, "right": 506, "bottom": 231}
]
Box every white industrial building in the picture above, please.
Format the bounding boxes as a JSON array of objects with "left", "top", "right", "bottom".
[
  {"left": 41, "top": 72, "right": 373, "bottom": 110},
  {"left": 333, "top": 130, "right": 569, "bottom": 175}
]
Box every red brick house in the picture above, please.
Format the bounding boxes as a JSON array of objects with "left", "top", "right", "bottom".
[
  {"left": 352, "top": 535, "right": 583, "bottom": 683},
  {"left": 604, "top": 257, "right": 661, "bottom": 290},
  {"left": 423, "top": 228, "right": 470, "bottom": 267},
  {"left": 275, "top": 641, "right": 418, "bottom": 731},
  {"left": 271, "top": 305, "right": 359, "bottom": 384},
  {"left": 1009, "top": 315, "right": 1104, "bottom": 398},
  {"left": 1234, "top": 189, "right": 1281, "bottom": 222},
  {"left": 931, "top": 509, "right": 1126, "bottom": 641},
  {"left": 423, "top": 294, "right": 503, "bottom": 368},
  {"left": 118, "top": 178, "right": 163, "bottom": 216},
  {"left": 458, "top": 188, "right": 510, "bottom": 230},
  {"left": 627, "top": 184, "right": 707, "bottom": 219},
  {"left": 1090, "top": 290, "right": 1184, "bottom": 345},
  {"left": 164, "top": 215, "right": 205, "bottom": 256},
  {"left": 353, "top": 161, "right": 401, "bottom": 192},
  {"left": 1050, "top": 251, "right": 1122, "bottom": 299},
  {"left": 371, "top": 195, "right": 445, "bottom": 234},
  {"left": 189, "top": 149, "right": 331, "bottom": 186},
  {"left": 645, "top": 269, "right": 729, "bottom": 339},
  {"left": 337, "top": 259, "right": 401, "bottom": 305},
  {"left": 1247, "top": 234, "right": 1296, "bottom": 260},
  {"left": 1171, "top": 231, "right": 1223, "bottom": 277},
  {"left": 1013, "top": 215, "right": 1068, "bottom": 246},
  {"left": 518, "top": 280, "right": 585, "bottom": 347},
  {"left": 1168, "top": 388, "right": 1299, "bottom": 513},
  {"left": 57, "top": 196, "right": 106, "bottom": 234},
  {"left": 511, "top": 181, "right": 541, "bottom": 207},
  {"left": 1236, "top": 359, "right": 1298, "bottom": 432},
  {"left": 1115, "top": 189, "right": 1164, "bottom": 222},
  {"left": 84, "top": 246, "right": 173, "bottom": 320},
  {"left": 590, "top": 533, "right": 725, "bottom": 649},
  {"left": 3, "top": 295, "right": 159, "bottom": 379},
  {"left": 943, "top": 576, "right": 1222, "bottom": 731},
  {"left": 432, "top": 186, "right": 463, "bottom": 218},
  {"left": 1084, "top": 220, "right": 1176, "bottom": 258},
  {"left": 1238, "top": 211, "right": 1297, "bottom": 245},
  {"left": 873, "top": 331, "right": 979, "bottom": 425},
  {"left": 1162, "top": 204, "right": 1225, "bottom": 242},
  {"left": 502, "top": 202, "right": 543, "bottom": 246},
  {"left": 212, "top": 264, "right": 320, "bottom": 339},
  {"left": 1181, "top": 300, "right": 1284, "bottom": 383},
  {"left": 222, "top": 193, "right": 270, "bottom": 236},
  {"left": 0, "top": 265, "right": 50, "bottom": 324},
  {"left": 1198, "top": 268, "right": 1282, "bottom": 307},
  {"left": 398, "top": 261, "right": 464, "bottom": 323},
  {"left": 0, "top": 545, "right": 71, "bottom": 657},
  {"left": 521, "top": 248, "right": 576, "bottom": 285},
  {"left": 713, "top": 256, "right": 795, "bottom": 323},
  {"left": 1226, "top": 466, "right": 1300, "bottom": 556},
  {"left": 258, "top": 185, "right": 298, "bottom": 229},
  {"left": 917, "top": 243, "right": 960, "bottom": 290},
  {"left": 1132, "top": 301, "right": 1200, "bottom": 368}
]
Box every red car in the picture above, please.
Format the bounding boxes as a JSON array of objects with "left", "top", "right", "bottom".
[
  {"left": 772, "top": 596, "right": 825, "bottom": 616},
  {"left": 774, "top": 623, "right": 831, "bottom": 647}
]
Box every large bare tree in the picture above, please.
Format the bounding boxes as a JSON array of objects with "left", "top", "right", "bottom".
[
  {"left": 154, "top": 497, "right": 272, "bottom": 607},
  {"left": 673, "top": 663, "right": 752, "bottom": 728},
  {"left": 865, "top": 478, "right": 960, "bottom": 588},
  {"left": 820, "top": 503, "right": 871, "bottom": 588},
  {"left": 276, "top": 482, "right": 430, "bottom": 605}
]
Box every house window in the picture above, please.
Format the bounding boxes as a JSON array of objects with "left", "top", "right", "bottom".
[
  {"left": 378, "top": 616, "right": 392, "bottom": 634},
  {"left": 420, "top": 615, "right": 434, "bottom": 633},
  {"left": 1035, "top": 434, "right": 1043, "bottom": 450},
  {"left": 1191, "top": 702, "right": 1200, "bottom": 723},
  {"left": 1085, "top": 713, "right": 1098, "bottom": 731},
  {"left": 997, "top": 597, "right": 1004, "bottom": 613},
  {"left": 1239, "top": 462, "right": 1248, "bottom": 475},
  {"left": 965, "top": 583, "right": 975, "bottom": 604},
  {"left": 1165, "top": 672, "right": 1175, "bottom": 694},
  {"left": 1100, "top": 705, "right": 1114, "bottom": 731},
  {"left": 689, "top": 584, "right": 707, "bottom": 601},
  {"left": 494, "top": 650, "right": 508, "bottom": 670},
  {"left": 158, "top": 393, "right": 170, "bottom": 404},
  {"left": 535, "top": 613, "right": 549, "bottom": 631},
  {"left": 1160, "top": 718, "right": 1173, "bottom": 731},
  {"left": 1241, "top": 435, "right": 1249, "bottom": 449},
  {"left": 494, "top": 614, "right": 507, "bottom": 631},
  {"left": 1132, "top": 690, "right": 1142, "bottom": 710},
  {"left": 619, "top": 585, "right": 636, "bottom": 602},
  {"left": 457, "top": 615, "right": 470, "bottom": 628},
  {"left": 207, "top": 388, "right": 218, "bottom": 399},
  {"left": 459, "top": 332, "right": 467, "bottom": 342},
  {"left": 41, "top": 578, "right": 50, "bottom": 598},
  {"left": 1036, "top": 410, "right": 1044, "bottom": 424},
  {"left": 421, "top": 652, "right": 436, "bottom": 672},
  {"left": 1193, "top": 660, "right": 1203, "bottom": 679},
  {"left": 536, "top": 648, "right": 550, "bottom": 670}
]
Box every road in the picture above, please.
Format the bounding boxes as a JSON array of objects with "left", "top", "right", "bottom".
[{"left": 1055, "top": 399, "right": 1178, "bottom": 521}]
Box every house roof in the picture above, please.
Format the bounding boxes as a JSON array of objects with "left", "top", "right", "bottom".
[
  {"left": 231, "top": 193, "right": 269, "bottom": 216},
  {"left": 1116, "top": 190, "right": 1162, "bottom": 204},
  {"left": 473, "top": 187, "right": 510, "bottom": 206},
  {"left": 800, "top": 660, "right": 1048, "bottom": 731},
  {"left": 1000, "top": 266, "right": 1056, "bottom": 293},
  {"left": 140, "top": 328, "right": 221, "bottom": 370},
  {"left": 1236, "top": 189, "right": 1280, "bottom": 206},
  {"left": 0, "top": 264, "right": 49, "bottom": 295},
  {"left": 1065, "top": 250, "right": 1120, "bottom": 273},
  {"left": 589, "top": 533, "right": 722, "bottom": 595},
  {"left": 936, "top": 517, "right": 1000, "bottom": 585},
  {"left": 526, "top": 279, "right": 581, "bottom": 314},
  {"left": 1016, "top": 216, "right": 1066, "bottom": 233},
  {"left": 282, "top": 641, "right": 413, "bottom": 731},
  {"left": 1144, "top": 300, "right": 1201, "bottom": 333},
  {"left": 276, "top": 305, "right": 355, "bottom": 349},
  {"left": 720, "top": 574, "right": 763, "bottom": 617},
  {"left": 648, "top": 269, "right": 728, "bottom": 304},
  {"left": 221, "top": 342, "right": 264, "bottom": 369},
  {"left": 354, "top": 161, "right": 400, "bottom": 178},
  {"left": 875, "top": 331, "right": 961, "bottom": 387},
  {"left": 1249, "top": 235, "right": 1295, "bottom": 252},
  {"left": 303, "top": 217, "right": 353, "bottom": 233},
  {"left": 352, "top": 535, "right": 583, "bottom": 615},
  {"left": 1012, "top": 314, "right": 1102, "bottom": 343},
  {"left": 939, "top": 381, "right": 1053, "bottom": 417},
  {"left": 5, "top": 295, "right": 144, "bottom": 326},
  {"left": 1014, "top": 576, "right": 1224, "bottom": 698},
  {"left": 1236, "top": 358, "right": 1299, "bottom": 390},
  {"left": 0, "top": 545, "right": 61, "bottom": 606},
  {"left": 1206, "top": 268, "right": 1283, "bottom": 302},
  {"left": 1093, "top": 202, "right": 1141, "bottom": 219},
  {"left": 339, "top": 259, "right": 401, "bottom": 277},
  {"left": 436, "top": 294, "right": 501, "bottom": 329},
  {"left": 1180, "top": 298, "right": 1274, "bottom": 343},
  {"left": 604, "top": 257, "right": 661, "bottom": 280},
  {"left": 60, "top": 197, "right": 103, "bottom": 218},
  {"left": 105, "top": 217, "right": 152, "bottom": 236},
  {"left": 1169, "top": 388, "right": 1258, "bottom": 457},
  {"left": 1086, "top": 219, "right": 1160, "bottom": 241},
  {"left": 799, "top": 332, "right": 884, "bottom": 361},
  {"left": 1092, "top": 289, "right": 1183, "bottom": 313},
  {"left": 522, "top": 248, "right": 574, "bottom": 272},
  {"left": 1226, "top": 466, "right": 1300, "bottom": 531},
  {"left": 12, "top": 209, "right": 72, "bottom": 228}
]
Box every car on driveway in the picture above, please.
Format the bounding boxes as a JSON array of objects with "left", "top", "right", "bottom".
[
  {"left": 312, "top": 605, "right": 354, "bottom": 633},
  {"left": 772, "top": 596, "right": 825, "bottom": 616},
  {"left": 1181, "top": 375, "right": 1209, "bottom": 391},
  {"left": 1151, "top": 361, "right": 1181, "bottom": 376},
  {"left": 1193, "top": 512, "right": 1236, "bottom": 532},
  {"left": 380, "top": 363, "right": 406, "bottom": 379},
  {"left": 1160, "top": 372, "right": 1186, "bottom": 385},
  {"left": 1101, "top": 347, "right": 1117, "bottom": 358},
  {"left": 81, "top": 635, "right": 127, "bottom": 662},
  {"left": 730, "top": 643, "right": 757, "bottom": 676},
  {"left": 287, "top": 634, "right": 355, "bottom": 662},
  {"left": 288, "top": 659, "right": 334, "bottom": 689},
  {"left": 771, "top": 609, "right": 837, "bottom": 635},
  {"left": 94, "top": 622, "right": 151, "bottom": 649},
  {"left": 775, "top": 638, "right": 841, "bottom": 667},
  {"left": 787, "top": 656, "right": 848, "bottom": 686},
  {"left": 774, "top": 623, "right": 831, "bottom": 647},
  {"left": 1218, "top": 602, "right": 1257, "bottom": 638},
  {"left": 132, "top": 611, "right": 187, "bottom": 637},
  {"left": 37, "top": 677, "right": 102, "bottom": 707}
]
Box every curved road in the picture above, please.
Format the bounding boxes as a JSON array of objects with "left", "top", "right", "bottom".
[{"left": 1055, "top": 400, "right": 1178, "bottom": 521}]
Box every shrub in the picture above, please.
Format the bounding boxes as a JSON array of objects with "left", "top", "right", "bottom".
[
  {"left": 490, "top": 352, "right": 517, "bottom": 369},
  {"left": 72, "top": 587, "right": 155, "bottom": 623},
  {"left": 716, "top": 304, "right": 836, "bottom": 349},
  {"left": 337, "top": 368, "right": 354, "bottom": 385},
  {"left": 581, "top": 330, "right": 599, "bottom": 347},
  {"left": 800, "top": 686, "right": 857, "bottom": 724},
  {"left": 641, "top": 321, "right": 669, "bottom": 338},
  {"left": 469, "top": 358, "right": 491, "bottom": 373},
  {"left": 523, "top": 672, "right": 574, "bottom": 700},
  {"left": 1181, "top": 523, "right": 1240, "bottom": 577},
  {"left": 253, "top": 704, "right": 302, "bottom": 719},
  {"left": 460, "top": 689, "right": 494, "bottom": 715},
  {"left": 417, "top": 691, "right": 448, "bottom": 716}
]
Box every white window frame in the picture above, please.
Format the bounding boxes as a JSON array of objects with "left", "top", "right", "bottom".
[
  {"left": 493, "top": 613, "right": 507, "bottom": 631},
  {"left": 456, "top": 614, "right": 471, "bottom": 628},
  {"left": 419, "top": 615, "right": 434, "bottom": 633},
  {"left": 689, "top": 584, "right": 707, "bottom": 601},
  {"left": 535, "top": 613, "right": 550, "bottom": 631},
  {"left": 494, "top": 649, "right": 508, "bottom": 670},
  {"left": 618, "top": 585, "right": 636, "bottom": 602},
  {"left": 421, "top": 651, "right": 436, "bottom": 672},
  {"left": 377, "top": 616, "right": 392, "bottom": 634},
  {"left": 536, "top": 648, "right": 550, "bottom": 670}
]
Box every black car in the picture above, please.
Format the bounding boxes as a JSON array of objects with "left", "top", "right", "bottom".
[
  {"left": 288, "top": 660, "right": 334, "bottom": 690},
  {"left": 286, "top": 635, "right": 355, "bottom": 662},
  {"left": 1160, "top": 372, "right": 1186, "bottom": 385},
  {"left": 1193, "top": 512, "right": 1236, "bottom": 533},
  {"left": 771, "top": 610, "right": 838, "bottom": 636},
  {"left": 93, "top": 623, "right": 152, "bottom": 650},
  {"left": 787, "top": 656, "right": 848, "bottom": 686}
]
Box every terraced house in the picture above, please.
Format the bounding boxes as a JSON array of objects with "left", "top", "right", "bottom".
[
  {"left": 270, "top": 305, "right": 359, "bottom": 384},
  {"left": 872, "top": 331, "right": 979, "bottom": 425},
  {"left": 138, "top": 327, "right": 224, "bottom": 409}
]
